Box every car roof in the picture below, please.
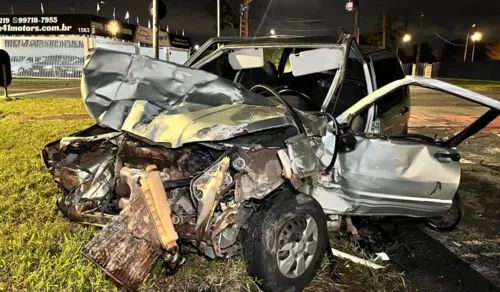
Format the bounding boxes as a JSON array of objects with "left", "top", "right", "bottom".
[
  {"left": 359, "top": 45, "right": 385, "bottom": 55},
  {"left": 224, "top": 35, "right": 344, "bottom": 48},
  {"left": 222, "top": 36, "right": 386, "bottom": 56}
]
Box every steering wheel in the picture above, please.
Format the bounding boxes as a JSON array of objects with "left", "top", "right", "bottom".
[
  {"left": 250, "top": 84, "right": 282, "bottom": 100},
  {"left": 278, "top": 88, "right": 318, "bottom": 109},
  {"left": 249, "top": 84, "right": 306, "bottom": 134}
]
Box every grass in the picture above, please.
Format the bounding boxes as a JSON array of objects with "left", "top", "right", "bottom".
[
  {"left": 438, "top": 78, "right": 500, "bottom": 91},
  {"left": 0, "top": 97, "right": 406, "bottom": 291},
  {"left": 8, "top": 77, "right": 500, "bottom": 92},
  {"left": 10, "top": 78, "right": 80, "bottom": 88}
]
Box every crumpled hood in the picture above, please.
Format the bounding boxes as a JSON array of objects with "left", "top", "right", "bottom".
[{"left": 81, "top": 48, "right": 299, "bottom": 148}]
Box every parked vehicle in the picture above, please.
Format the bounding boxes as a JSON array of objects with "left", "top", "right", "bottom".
[
  {"left": 41, "top": 34, "right": 500, "bottom": 292},
  {"left": 10, "top": 56, "right": 39, "bottom": 75},
  {"left": 20, "top": 55, "right": 83, "bottom": 78}
]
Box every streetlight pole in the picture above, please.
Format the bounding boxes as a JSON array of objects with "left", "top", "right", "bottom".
[
  {"left": 415, "top": 11, "right": 424, "bottom": 66},
  {"left": 217, "top": 0, "right": 220, "bottom": 37},
  {"left": 152, "top": 0, "right": 159, "bottom": 58},
  {"left": 472, "top": 42, "right": 476, "bottom": 62},
  {"left": 382, "top": 10, "right": 386, "bottom": 49},
  {"left": 464, "top": 24, "right": 476, "bottom": 62}
]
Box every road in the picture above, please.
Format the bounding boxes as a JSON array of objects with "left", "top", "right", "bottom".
[
  {"left": 410, "top": 86, "right": 500, "bottom": 132},
  {"left": 410, "top": 86, "right": 500, "bottom": 106},
  {"left": 4, "top": 86, "right": 81, "bottom": 98}
]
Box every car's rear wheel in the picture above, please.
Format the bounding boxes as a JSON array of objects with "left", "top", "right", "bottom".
[
  {"left": 426, "top": 192, "right": 462, "bottom": 232},
  {"left": 243, "top": 190, "right": 327, "bottom": 292}
]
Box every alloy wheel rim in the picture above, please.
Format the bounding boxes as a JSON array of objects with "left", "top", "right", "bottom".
[{"left": 276, "top": 214, "right": 318, "bottom": 278}]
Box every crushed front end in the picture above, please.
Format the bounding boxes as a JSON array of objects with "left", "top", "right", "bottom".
[{"left": 41, "top": 48, "right": 331, "bottom": 291}]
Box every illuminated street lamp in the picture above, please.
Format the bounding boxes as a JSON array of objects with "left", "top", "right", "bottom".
[
  {"left": 396, "top": 34, "right": 412, "bottom": 54},
  {"left": 471, "top": 32, "right": 483, "bottom": 62},
  {"left": 265, "top": 29, "right": 276, "bottom": 37},
  {"left": 193, "top": 44, "right": 200, "bottom": 51},
  {"left": 471, "top": 32, "right": 482, "bottom": 42}
]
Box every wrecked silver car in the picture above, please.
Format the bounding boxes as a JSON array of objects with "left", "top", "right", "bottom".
[{"left": 42, "top": 38, "right": 500, "bottom": 292}]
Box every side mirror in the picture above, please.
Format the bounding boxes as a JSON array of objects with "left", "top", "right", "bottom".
[
  {"left": 338, "top": 133, "right": 358, "bottom": 154},
  {"left": 0, "top": 49, "right": 12, "bottom": 100},
  {"left": 0, "top": 49, "right": 12, "bottom": 88},
  {"left": 289, "top": 47, "right": 342, "bottom": 77},
  {"left": 228, "top": 48, "right": 264, "bottom": 70}
]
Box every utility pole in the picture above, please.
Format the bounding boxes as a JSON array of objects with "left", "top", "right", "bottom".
[
  {"left": 415, "top": 11, "right": 424, "bottom": 66},
  {"left": 346, "top": 0, "right": 359, "bottom": 43},
  {"left": 354, "top": 0, "right": 360, "bottom": 43},
  {"left": 382, "top": 10, "right": 386, "bottom": 49},
  {"left": 472, "top": 42, "right": 476, "bottom": 62},
  {"left": 240, "top": 1, "right": 253, "bottom": 37},
  {"left": 152, "top": 0, "right": 159, "bottom": 58}
]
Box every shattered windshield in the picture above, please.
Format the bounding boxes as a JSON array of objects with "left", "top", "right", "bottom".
[{"left": 193, "top": 45, "right": 345, "bottom": 112}]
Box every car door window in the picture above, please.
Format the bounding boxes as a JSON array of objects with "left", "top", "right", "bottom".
[
  {"left": 332, "top": 54, "right": 368, "bottom": 117},
  {"left": 372, "top": 57, "right": 407, "bottom": 115},
  {"left": 371, "top": 56, "right": 409, "bottom": 135}
]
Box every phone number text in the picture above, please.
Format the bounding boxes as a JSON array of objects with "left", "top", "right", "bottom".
[{"left": 10, "top": 17, "right": 59, "bottom": 24}]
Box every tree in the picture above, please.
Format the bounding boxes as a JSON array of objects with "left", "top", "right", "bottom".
[
  {"left": 486, "top": 41, "right": 500, "bottom": 60},
  {"left": 441, "top": 39, "right": 466, "bottom": 62},
  {"left": 411, "top": 43, "right": 436, "bottom": 63},
  {"left": 213, "top": 13, "right": 240, "bottom": 36},
  {"left": 366, "top": 14, "right": 406, "bottom": 52}
]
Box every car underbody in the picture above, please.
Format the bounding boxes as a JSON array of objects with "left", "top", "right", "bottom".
[{"left": 42, "top": 48, "right": 500, "bottom": 291}]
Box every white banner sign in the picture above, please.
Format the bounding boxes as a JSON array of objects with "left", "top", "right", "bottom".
[{"left": 134, "top": 26, "right": 170, "bottom": 47}]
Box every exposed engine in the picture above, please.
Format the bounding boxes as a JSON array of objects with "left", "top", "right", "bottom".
[{"left": 41, "top": 125, "right": 290, "bottom": 261}]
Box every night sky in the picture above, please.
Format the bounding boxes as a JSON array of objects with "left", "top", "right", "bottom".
[{"left": 0, "top": 0, "right": 499, "bottom": 49}]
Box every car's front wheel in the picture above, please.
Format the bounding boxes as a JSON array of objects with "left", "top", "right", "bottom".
[{"left": 243, "top": 190, "right": 327, "bottom": 292}]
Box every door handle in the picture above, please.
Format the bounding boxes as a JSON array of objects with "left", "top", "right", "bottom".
[
  {"left": 400, "top": 107, "right": 409, "bottom": 116},
  {"left": 434, "top": 152, "right": 461, "bottom": 162}
]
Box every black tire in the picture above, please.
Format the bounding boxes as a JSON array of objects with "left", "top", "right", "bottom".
[
  {"left": 426, "top": 192, "right": 462, "bottom": 232},
  {"left": 243, "top": 191, "right": 327, "bottom": 292}
]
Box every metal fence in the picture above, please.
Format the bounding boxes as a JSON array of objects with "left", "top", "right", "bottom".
[
  {"left": 94, "top": 37, "right": 138, "bottom": 55},
  {"left": 0, "top": 36, "right": 140, "bottom": 79},
  {"left": 1, "top": 37, "right": 86, "bottom": 78},
  {"left": 431, "top": 61, "right": 500, "bottom": 81},
  {"left": 0, "top": 36, "right": 190, "bottom": 79}
]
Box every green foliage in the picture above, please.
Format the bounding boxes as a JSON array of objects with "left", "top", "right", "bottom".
[
  {"left": 366, "top": 15, "right": 406, "bottom": 52},
  {"left": 213, "top": 13, "right": 240, "bottom": 36},
  {"left": 11, "top": 78, "right": 81, "bottom": 88},
  {"left": 486, "top": 41, "right": 500, "bottom": 60},
  {"left": 263, "top": 48, "right": 283, "bottom": 67},
  {"left": 437, "top": 78, "right": 500, "bottom": 91}
]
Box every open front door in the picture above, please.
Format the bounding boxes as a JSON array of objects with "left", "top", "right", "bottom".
[
  {"left": 336, "top": 134, "right": 461, "bottom": 217},
  {"left": 333, "top": 76, "right": 500, "bottom": 217}
]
